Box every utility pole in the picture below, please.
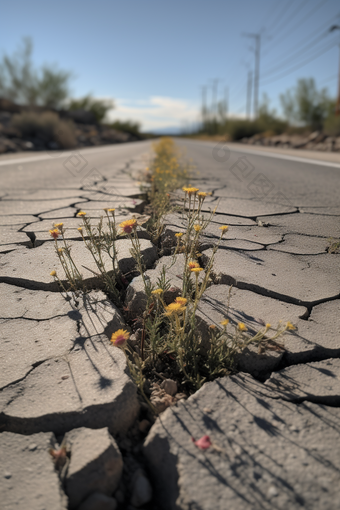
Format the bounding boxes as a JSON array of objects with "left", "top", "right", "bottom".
[
  {"left": 330, "top": 25, "right": 340, "bottom": 116},
  {"left": 337, "top": 44, "right": 340, "bottom": 116},
  {"left": 224, "top": 86, "right": 229, "bottom": 119},
  {"left": 243, "top": 32, "right": 261, "bottom": 117},
  {"left": 209, "top": 79, "right": 221, "bottom": 117},
  {"left": 246, "top": 70, "right": 253, "bottom": 119},
  {"left": 200, "top": 86, "right": 207, "bottom": 126},
  {"left": 212, "top": 79, "right": 218, "bottom": 116}
]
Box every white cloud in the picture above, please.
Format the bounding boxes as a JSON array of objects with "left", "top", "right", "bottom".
[{"left": 107, "top": 96, "right": 200, "bottom": 131}]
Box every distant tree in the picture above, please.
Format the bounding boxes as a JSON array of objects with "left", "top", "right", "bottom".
[
  {"left": 68, "top": 95, "right": 114, "bottom": 123},
  {"left": 109, "top": 119, "right": 141, "bottom": 136},
  {"left": 0, "top": 37, "right": 72, "bottom": 109},
  {"left": 280, "top": 78, "right": 331, "bottom": 130}
]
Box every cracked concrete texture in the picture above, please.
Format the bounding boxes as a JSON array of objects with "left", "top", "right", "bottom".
[
  {"left": 0, "top": 214, "right": 39, "bottom": 225},
  {"left": 299, "top": 206, "right": 340, "bottom": 215},
  {"left": 258, "top": 212, "right": 340, "bottom": 238},
  {"left": 0, "top": 198, "right": 88, "bottom": 216},
  {"left": 0, "top": 431, "right": 67, "bottom": 510},
  {"left": 1, "top": 140, "right": 340, "bottom": 508},
  {"left": 161, "top": 224, "right": 265, "bottom": 254},
  {"left": 203, "top": 248, "right": 340, "bottom": 306},
  {"left": 0, "top": 319, "right": 139, "bottom": 436},
  {"left": 73, "top": 199, "right": 145, "bottom": 213},
  {"left": 196, "top": 285, "right": 307, "bottom": 376},
  {"left": 2, "top": 189, "right": 89, "bottom": 201},
  {"left": 0, "top": 226, "right": 32, "bottom": 246},
  {"left": 268, "top": 234, "right": 329, "bottom": 254},
  {"left": 263, "top": 358, "right": 340, "bottom": 405},
  {"left": 197, "top": 196, "right": 297, "bottom": 217},
  {"left": 38, "top": 206, "right": 79, "bottom": 219},
  {"left": 164, "top": 212, "right": 257, "bottom": 227},
  {"left": 0, "top": 237, "right": 157, "bottom": 290},
  {"left": 65, "top": 427, "right": 123, "bottom": 509},
  {"left": 282, "top": 300, "right": 340, "bottom": 365},
  {"left": 144, "top": 372, "right": 340, "bottom": 510},
  {"left": 0, "top": 243, "right": 23, "bottom": 253},
  {"left": 0, "top": 289, "right": 126, "bottom": 390}
]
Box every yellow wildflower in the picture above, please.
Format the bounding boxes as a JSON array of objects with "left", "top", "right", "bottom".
[
  {"left": 238, "top": 322, "right": 248, "bottom": 332},
  {"left": 209, "top": 324, "right": 216, "bottom": 330},
  {"left": 220, "top": 319, "right": 229, "bottom": 326},
  {"left": 286, "top": 321, "right": 296, "bottom": 330},
  {"left": 188, "top": 261, "right": 200, "bottom": 270},
  {"left": 191, "top": 267, "right": 204, "bottom": 273},
  {"left": 183, "top": 186, "right": 199, "bottom": 195},
  {"left": 194, "top": 224, "right": 202, "bottom": 232},
  {"left": 77, "top": 227, "right": 83, "bottom": 233},
  {"left": 57, "top": 248, "right": 64, "bottom": 253},
  {"left": 77, "top": 211, "right": 86, "bottom": 217},
  {"left": 49, "top": 229, "right": 59, "bottom": 239},
  {"left": 110, "top": 329, "right": 130, "bottom": 347},
  {"left": 165, "top": 301, "right": 186, "bottom": 315},
  {"left": 175, "top": 232, "right": 184, "bottom": 238},
  {"left": 265, "top": 323, "right": 271, "bottom": 329},
  {"left": 175, "top": 296, "right": 187, "bottom": 306},
  {"left": 219, "top": 225, "right": 229, "bottom": 234},
  {"left": 50, "top": 270, "right": 57, "bottom": 277},
  {"left": 152, "top": 288, "right": 163, "bottom": 295},
  {"left": 198, "top": 192, "right": 208, "bottom": 199},
  {"left": 108, "top": 208, "right": 115, "bottom": 213},
  {"left": 54, "top": 222, "right": 64, "bottom": 231},
  {"left": 119, "top": 218, "right": 137, "bottom": 234}
]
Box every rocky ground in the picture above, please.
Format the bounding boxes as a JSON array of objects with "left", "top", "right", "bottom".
[
  {"left": 240, "top": 130, "right": 340, "bottom": 152},
  {"left": 0, "top": 143, "right": 340, "bottom": 510}
]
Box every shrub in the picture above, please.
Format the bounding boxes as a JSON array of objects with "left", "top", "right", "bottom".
[
  {"left": 108, "top": 120, "right": 141, "bottom": 137},
  {"left": 68, "top": 95, "right": 114, "bottom": 123},
  {"left": 11, "top": 111, "right": 76, "bottom": 148},
  {"left": 324, "top": 115, "right": 340, "bottom": 137}
]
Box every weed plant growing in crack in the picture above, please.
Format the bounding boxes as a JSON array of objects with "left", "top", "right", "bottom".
[{"left": 49, "top": 137, "right": 295, "bottom": 414}]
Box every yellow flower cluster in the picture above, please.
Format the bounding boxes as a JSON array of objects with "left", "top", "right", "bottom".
[
  {"left": 111, "top": 329, "right": 130, "bottom": 347},
  {"left": 119, "top": 218, "right": 137, "bottom": 234},
  {"left": 182, "top": 186, "right": 199, "bottom": 195},
  {"left": 152, "top": 288, "right": 163, "bottom": 295},
  {"left": 165, "top": 296, "right": 187, "bottom": 315}
]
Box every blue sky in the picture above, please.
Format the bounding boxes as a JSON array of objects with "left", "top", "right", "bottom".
[{"left": 1, "top": 0, "right": 339, "bottom": 131}]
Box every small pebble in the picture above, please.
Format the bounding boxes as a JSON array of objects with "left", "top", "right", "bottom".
[
  {"left": 4, "top": 471, "right": 12, "bottom": 479},
  {"left": 268, "top": 485, "right": 278, "bottom": 498},
  {"left": 78, "top": 492, "right": 117, "bottom": 510},
  {"left": 131, "top": 470, "right": 153, "bottom": 507},
  {"left": 138, "top": 419, "right": 151, "bottom": 434},
  {"left": 161, "top": 378, "right": 177, "bottom": 396},
  {"left": 28, "top": 443, "right": 37, "bottom": 451}
]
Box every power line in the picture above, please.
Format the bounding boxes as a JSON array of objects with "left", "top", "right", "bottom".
[
  {"left": 262, "top": 0, "right": 328, "bottom": 58},
  {"left": 261, "top": 29, "right": 329, "bottom": 79},
  {"left": 264, "top": 0, "right": 295, "bottom": 38},
  {"left": 264, "top": 0, "right": 309, "bottom": 46},
  {"left": 261, "top": 39, "right": 338, "bottom": 86},
  {"left": 259, "top": 1, "right": 283, "bottom": 31},
  {"left": 262, "top": 9, "right": 338, "bottom": 74}
]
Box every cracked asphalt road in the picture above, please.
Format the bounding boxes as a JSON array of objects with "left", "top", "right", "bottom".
[{"left": 1, "top": 139, "right": 340, "bottom": 510}]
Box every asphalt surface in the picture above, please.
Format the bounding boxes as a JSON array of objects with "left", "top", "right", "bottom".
[
  {"left": 0, "top": 140, "right": 153, "bottom": 190},
  {"left": 175, "top": 138, "right": 340, "bottom": 208},
  {"left": 1, "top": 140, "right": 339, "bottom": 207}
]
